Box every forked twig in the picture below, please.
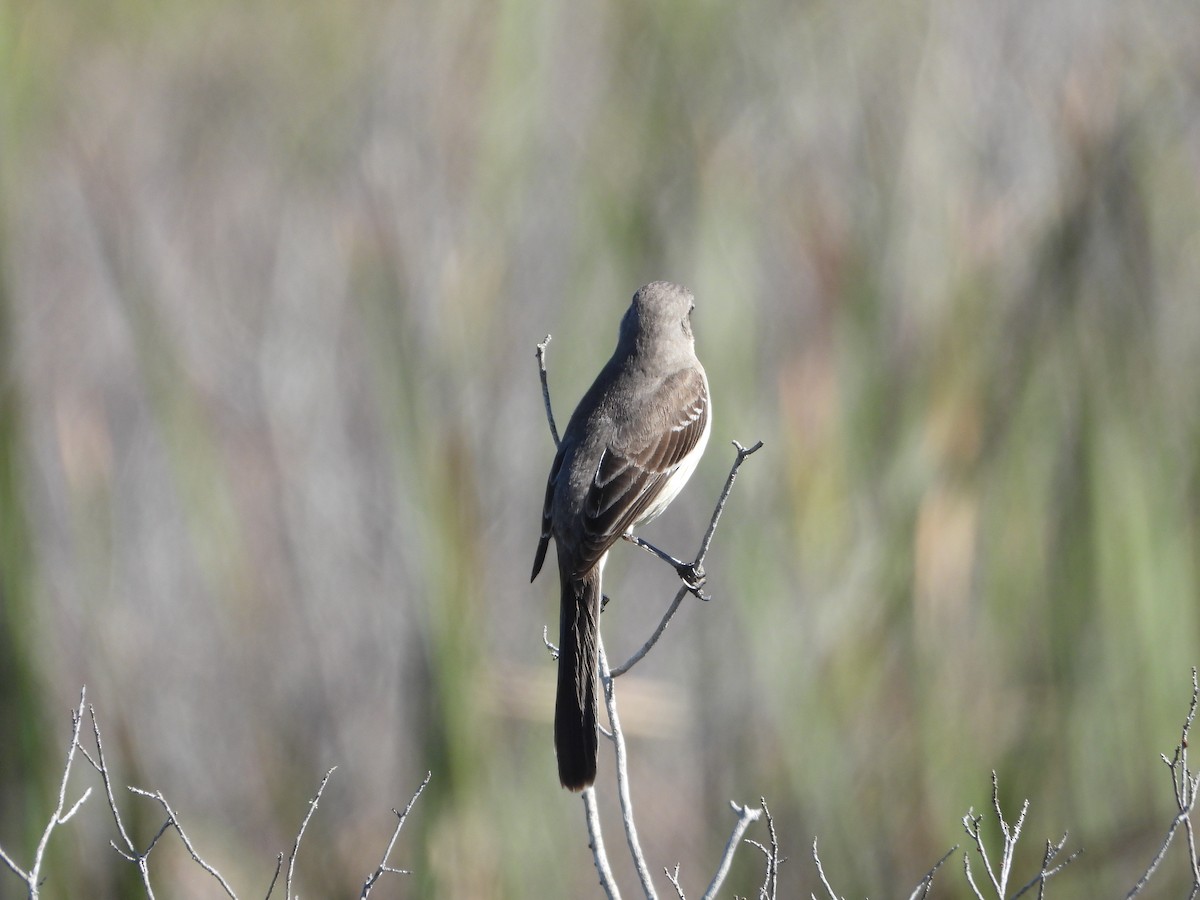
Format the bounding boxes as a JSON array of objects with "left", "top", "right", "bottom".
[
  {"left": 610, "top": 441, "right": 764, "bottom": 677},
  {"left": 962, "top": 772, "right": 1080, "bottom": 899},
  {"left": 731, "top": 799, "right": 773, "bottom": 900},
  {"left": 361, "top": 772, "right": 431, "bottom": 897},
  {"left": 127, "top": 787, "right": 238, "bottom": 898},
  {"left": 0, "top": 688, "right": 91, "bottom": 899},
  {"left": 1127, "top": 667, "right": 1200, "bottom": 898}
]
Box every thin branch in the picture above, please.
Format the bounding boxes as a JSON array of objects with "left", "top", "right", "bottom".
[
  {"left": 609, "top": 586, "right": 687, "bottom": 677},
  {"left": 752, "top": 799, "right": 780, "bottom": 900},
  {"left": 59, "top": 787, "right": 94, "bottom": 826},
  {"left": 906, "top": 846, "right": 958, "bottom": 900},
  {"left": 84, "top": 704, "right": 158, "bottom": 897},
  {"left": 37, "top": 691, "right": 90, "bottom": 874},
  {"left": 361, "top": 771, "right": 430, "bottom": 897},
  {"left": 116, "top": 800, "right": 172, "bottom": 861},
  {"left": 810, "top": 837, "right": 843, "bottom": 900},
  {"left": 582, "top": 786, "right": 621, "bottom": 900},
  {"left": 962, "top": 772, "right": 1021, "bottom": 897},
  {"left": 536, "top": 335, "right": 560, "bottom": 448},
  {"left": 1011, "top": 833, "right": 1083, "bottom": 900},
  {"left": 963, "top": 848, "right": 986, "bottom": 900},
  {"left": 598, "top": 638, "right": 657, "bottom": 899},
  {"left": 264, "top": 854, "right": 284, "bottom": 899},
  {"left": 285, "top": 767, "right": 337, "bottom": 900},
  {"left": 996, "top": 775, "right": 1030, "bottom": 893},
  {"left": 665, "top": 863, "right": 687, "bottom": 899},
  {"left": 695, "top": 440, "right": 763, "bottom": 564},
  {"left": 613, "top": 440, "right": 763, "bottom": 676},
  {"left": 84, "top": 704, "right": 137, "bottom": 857},
  {"left": 128, "top": 788, "right": 239, "bottom": 899},
  {"left": 0, "top": 688, "right": 91, "bottom": 897},
  {"left": 0, "top": 843, "right": 24, "bottom": 882},
  {"left": 623, "top": 440, "right": 764, "bottom": 603},
  {"left": 694, "top": 800, "right": 761, "bottom": 900},
  {"left": 1156, "top": 784, "right": 1200, "bottom": 899},
  {"left": 1128, "top": 667, "right": 1200, "bottom": 898},
  {"left": 962, "top": 772, "right": 1080, "bottom": 900},
  {"left": 2, "top": 692, "right": 441, "bottom": 900}
]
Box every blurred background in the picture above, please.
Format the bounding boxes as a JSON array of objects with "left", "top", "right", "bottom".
[{"left": 2, "top": 0, "right": 1199, "bottom": 896}]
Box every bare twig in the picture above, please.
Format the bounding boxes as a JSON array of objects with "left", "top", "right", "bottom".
[
  {"left": 609, "top": 586, "right": 687, "bottom": 677},
  {"left": 0, "top": 843, "right": 21, "bottom": 882},
  {"left": 665, "top": 863, "right": 687, "bottom": 899},
  {"left": 1011, "top": 832, "right": 1083, "bottom": 899},
  {"left": 963, "top": 772, "right": 1080, "bottom": 899},
  {"left": 907, "top": 846, "right": 958, "bottom": 900},
  {"left": 729, "top": 799, "right": 773, "bottom": 900},
  {"left": 281, "top": 766, "right": 337, "bottom": 900},
  {"left": 361, "top": 771, "right": 430, "bottom": 897},
  {"left": 669, "top": 800, "right": 763, "bottom": 900},
  {"left": 963, "top": 772, "right": 1023, "bottom": 896},
  {"left": 127, "top": 787, "right": 238, "bottom": 898},
  {"left": 613, "top": 440, "right": 763, "bottom": 675},
  {"left": 811, "top": 837, "right": 843, "bottom": 900},
  {"left": 695, "top": 440, "right": 763, "bottom": 565},
  {"left": 81, "top": 706, "right": 160, "bottom": 896},
  {"left": 583, "top": 786, "right": 621, "bottom": 900},
  {"left": 1127, "top": 667, "right": 1200, "bottom": 898},
  {"left": 264, "top": 854, "right": 284, "bottom": 899},
  {"left": 4, "top": 693, "right": 435, "bottom": 899},
  {"left": 624, "top": 440, "right": 763, "bottom": 603},
  {"left": 598, "top": 638, "right": 658, "bottom": 899},
  {"left": 0, "top": 688, "right": 91, "bottom": 899},
  {"left": 536, "top": 335, "right": 561, "bottom": 448}
]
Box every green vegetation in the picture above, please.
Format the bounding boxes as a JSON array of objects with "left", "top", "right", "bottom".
[{"left": 1, "top": 1, "right": 1198, "bottom": 896}]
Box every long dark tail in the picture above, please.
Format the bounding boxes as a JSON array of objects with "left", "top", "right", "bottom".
[{"left": 555, "top": 562, "right": 601, "bottom": 790}]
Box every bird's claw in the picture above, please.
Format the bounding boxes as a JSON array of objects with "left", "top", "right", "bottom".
[{"left": 676, "top": 561, "right": 707, "bottom": 594}]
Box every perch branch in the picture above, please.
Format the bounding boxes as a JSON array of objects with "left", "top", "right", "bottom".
[
  {"left": 583, "top": 786, "right": 621, "bottom": 900},
  {"left": 536, "top": 335, "right": 561, "bottom": 448},
  {"left": 599, "top": 638, "right": 657, "bottom": 899}
]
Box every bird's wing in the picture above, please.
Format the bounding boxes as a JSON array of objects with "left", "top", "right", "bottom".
[
  {"left": 530, "top": 446, "right": 563, "bottom": 581},
  {"left": 572, "top": 366, "right": 709, "bottom": 575}
]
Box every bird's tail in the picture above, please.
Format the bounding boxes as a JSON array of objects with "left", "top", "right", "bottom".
[{"left": 555, "top": 563, "right": 601, "bottom": 791}]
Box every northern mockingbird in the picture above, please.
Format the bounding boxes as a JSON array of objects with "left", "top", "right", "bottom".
[{"left": 531, "top": 281, "right": 711, "bottom": 790}]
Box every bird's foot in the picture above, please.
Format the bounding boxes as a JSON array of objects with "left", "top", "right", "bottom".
[{"left": 675, "top": 561, "right": 709, "bottom": 599}]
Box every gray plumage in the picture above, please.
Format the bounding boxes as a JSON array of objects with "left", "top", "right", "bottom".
[{"left": 532, "top": 281, "right": 711, "bottom": 790}]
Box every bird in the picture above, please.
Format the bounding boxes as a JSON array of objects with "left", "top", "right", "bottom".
[{"left": 531, "top": 281, "right": 711, "bottom": 790}]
